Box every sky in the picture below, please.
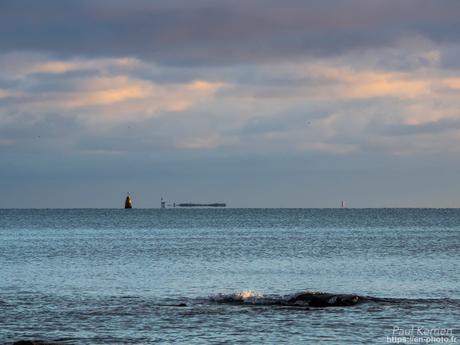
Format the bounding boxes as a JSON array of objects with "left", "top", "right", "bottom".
[{"left": 1, "top": 0, "right": 460, "bottom": 208}]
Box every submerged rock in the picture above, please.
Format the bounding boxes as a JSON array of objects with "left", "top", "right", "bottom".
[
  {"left": 158, "top": 302, "right": 187, "bottom": 307},
  {"left": 211, "top": 291, "right": 365, "bottom": 308},
  {"left": 288, "top": 292, "right": 362, "bottom": 307}
]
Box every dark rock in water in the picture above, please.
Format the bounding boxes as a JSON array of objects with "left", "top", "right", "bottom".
[
  {"left": 158, "top": 302, "right": 187, "bottom": 307},
  {"left": 13, "top": 341, "right": 58, "bottom": 345},
  {"left": 288, "top": 292, "right": 362, "bottom": 307},
  {"left": 211, "top": 291, "right": 365, "bottom": 308}
]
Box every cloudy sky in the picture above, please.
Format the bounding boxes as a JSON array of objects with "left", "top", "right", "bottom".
[{"left": 1, "top": 0, "right": 460, "bottom": 208}]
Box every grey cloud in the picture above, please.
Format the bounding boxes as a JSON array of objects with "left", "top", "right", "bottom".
[
  {"left": 440, "top": 45, "right": 460, "bottom": 69},
  {"left": 375, "top": 118, "right": 460, "bottom": 137},
  {"left": 234, "top": 108, "right": 330, "bottom": 136},
  {"left": 1, "top": 0, "right": 460, "bottom": 65},
  {"left": 0, "top": 112, "right": 82, "bottom": 144}
]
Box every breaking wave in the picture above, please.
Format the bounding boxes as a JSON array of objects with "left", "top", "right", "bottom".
[
  {"left": 208, "top": 290, "right": 367, "bottom": 307},
  {"left": 207, "top": 290, "right": 460, "bottom": 308}
]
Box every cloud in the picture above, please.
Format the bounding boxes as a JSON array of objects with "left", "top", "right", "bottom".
[
  {"left": 5, "top": 51, "right": 460, "bottom": 157},
  {"left": 0, "top": 53, "right": 141, "bottom": 79},
  {"left": 0, "top": 55, "right": 225, "bottom": 125},
  {"left": 299, "top": 65, "right": 432, "bottom": 100},
  {"left": 0, "top": 89, "right": 16, "bottom": 99},
  {"left": 175, "top": 134, "right": 239, "bottom": 150},
  {"left": 375, "top": 118, "right": 460, "bottom": 137},
  {"left": 219, "top": 60, "right": 460, "bottom": 155},
  {"left": 1, "top": 0, "right": 460, "bottom": 65}
]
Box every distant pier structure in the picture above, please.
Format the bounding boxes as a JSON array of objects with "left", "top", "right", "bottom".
[{"left": 125, "top": 193, "right": 133, "bottom": 209}]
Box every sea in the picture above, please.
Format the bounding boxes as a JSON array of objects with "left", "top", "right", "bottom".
[{"left": 0, "top": 209, "right": 459, "bottom": 344}]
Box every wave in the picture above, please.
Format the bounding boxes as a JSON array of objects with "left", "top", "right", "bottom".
[
  {"left": 207, "top": 290, "right": 460, "bottom": 308},
  {"left": 209, "top": 291, "right": 366, "bottom": 307}
]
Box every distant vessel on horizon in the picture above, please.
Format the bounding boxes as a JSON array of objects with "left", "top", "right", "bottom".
[
  {"left": 159, "top": 196, "right": 226, "bottom": 208},
  {"left": 125, "top": 193, "right": 133, "bottom": 209},
  {"left": 175, "top": 203, "right": 226, "bottom": 208}
]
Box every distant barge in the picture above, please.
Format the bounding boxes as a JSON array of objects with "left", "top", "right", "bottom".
[{"left": 175, "top": 203, "right": 226, "bottom": 208}]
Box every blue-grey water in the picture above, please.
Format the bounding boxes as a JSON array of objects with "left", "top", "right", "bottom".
[{"left": 0, "top": 209, "right": 459, "bottom": 344}]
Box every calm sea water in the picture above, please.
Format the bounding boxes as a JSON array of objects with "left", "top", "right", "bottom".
[{"left": 0, "top": 209, "right": 459, "bottom": 344}]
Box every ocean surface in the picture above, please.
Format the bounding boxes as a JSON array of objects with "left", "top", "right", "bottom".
[{"left": 0, "top": 209, "right": 459, "bottom": 344}]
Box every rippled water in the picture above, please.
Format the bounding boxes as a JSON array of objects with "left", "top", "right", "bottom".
[{"left": 0, "top": 209, "right": 459, "bottom": 344}]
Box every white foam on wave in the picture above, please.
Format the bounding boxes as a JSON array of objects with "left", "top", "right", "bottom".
[{"left": 210, "top": 290, "right": 267, "bottom": 304}]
